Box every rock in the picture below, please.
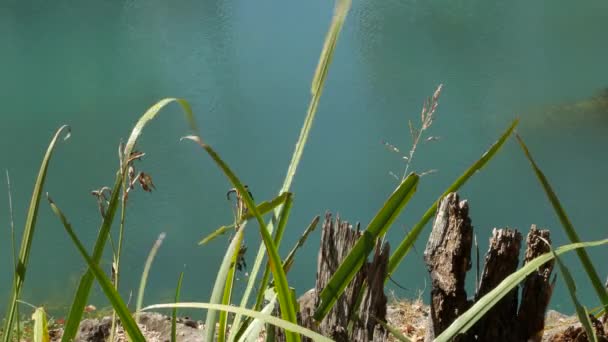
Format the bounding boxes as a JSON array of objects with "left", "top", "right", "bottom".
[{"left": 75, "top": 317, "right": 112, "bottom": 342}]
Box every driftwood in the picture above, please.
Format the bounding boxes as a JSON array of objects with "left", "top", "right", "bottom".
[
  {"left": 280, "top": 212, "right": 389, "bottom": 342},
  {"left": 424, "top": 192, "right": 556, "bottom": 342}
]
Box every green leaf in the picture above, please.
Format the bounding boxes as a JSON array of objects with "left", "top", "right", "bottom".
[
  {"left": 32, "top": 307, "right": 50, "bottom": 342},
  {"left": 172, "top": 272, "right": 184, "bottom": 342},
  {"left": 2, "top": 125, "right": 70, "bottom": 342},
  {"left": 314, "top": 173, "right": 419, "bottom": 321},
  {"left": 551, "top": 247, "right": 598, "bottom": 342},
  {"left": 61, "top": 98, "right": 197, "bottom": 342},
  {"left": 48, "top": 196, "right": 146, "bottom": 342},
  {"left": 183, "top": 135, "right": 300, "bottom": 342},
  {"left": 434, "top": 238, "right": 608, "bottom": 342},
  {"left": 515, "top": 133, "right": 608, "bottom": 307},
  {"left": 141, "top": 302, "right": 334, "bottom": 342},
  {"left": 387, "top": 119, "right": 519, "bottom": 279}
]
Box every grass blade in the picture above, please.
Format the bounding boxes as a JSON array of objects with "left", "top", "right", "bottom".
[
  {"left": 183, "top": 135, "right": 300, "bottom": 342},
  {"left": 314, "top": 173, "right": 419, "bottom": 321},
  {"left": 2, "top": 125, "right": 71, "bottom": 342},
  {"left": 283, "top": 215, "right": 320, "bottom": 273},
  {"left": 387, "top": 119, "right": 519, "bottom": 279},
  {"left": 141, "top": 303, "right": 334, "bottom": 342},
  {"left": 60, "top": 98, "right": 197, "bottom": 342},
  {"left": 6, "top": 171, "right": 20, "bottom": 341},
  {"left": 205, "top": 226, "right": 245, "bottom": 342},
  {"left": 238, "top": 290, "right": 278, "bottom": 342},
  {"left": 31, "top": 307, "right": 50, "bottom": 342},
  {"left": 235, "top": 0, "right": 351, "bottom": 333},
  {"left": 218, "top": 229, "right": 246, "bottom": 342},
  {"left": 515, "top": 134, "right": 608, "bottom": 307},
  {"left": 136, "top": 232, "right": 167, "bottom": 315},
  {"left": 198, "top": 192, "right": 290, "bottom": 246},
  {"left": 171, "top": 271, "right": 184, "bottom": 342},
  {"left": 47, "top": 195, "right": 145, "bottom": 342},
  {"left": 434, "top": 238, "right": 608, "bottom": 342},
  {"left": 198, "top": 224, "right": 235, "bottom": 245},
  {"left": 551, "top": 247, "right": 598, "bottom": 342}
]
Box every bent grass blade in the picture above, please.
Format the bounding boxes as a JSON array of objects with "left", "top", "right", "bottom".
[
  {"left": 515, "top": 133, "right": 608, "bottom": 307},
  {"left": 61, "top": 98, "right": 198, "bottom": 342},
  {"left": 183, "top": 135, "right": 300, "bottom": 342}
]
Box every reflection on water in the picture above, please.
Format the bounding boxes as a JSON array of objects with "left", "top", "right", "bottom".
[{"left": 0, "top": 0, "right": 607, "bottom": 315}]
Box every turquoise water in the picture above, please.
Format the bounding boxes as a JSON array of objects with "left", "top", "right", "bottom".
[{"left": 0, "top": 0, "right": 607, "bottom": 316}]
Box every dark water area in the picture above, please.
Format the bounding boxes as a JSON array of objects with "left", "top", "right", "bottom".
[{"left": 0, "top": 0, "right": 607, "bottom": 317}]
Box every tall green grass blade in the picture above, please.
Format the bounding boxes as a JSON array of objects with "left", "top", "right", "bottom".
[
  {"left": 136, "top": 232, "right": 166, "bottom": 316},
  {"left": 183, "top": 135, "right": 300, "bottom": 342},
  {"left": 314, "top": 173, "right": 419, "bottom": 321},
  {"left": 515, "top": 134, "right": 608, "bottom": 307},
  {"left": 387, "top": 119, "right": 519, "bottom": 278},
  {"left": 551, "top": 247, "right": 598, "bottom": 342},
  {"left": 172, "top": 271, "right": 184, "bottom": 342},
  {"left": 47, "top": 195, "right": 146, "bottom": 342},
  {"left": 142, "top": 303, "right": 334, "bottom": 342},
  {"left": 205, "top": 226, "right": 245, "bottom": 342},
  {"left": 31, "top": 307, "right": 50, "bottom": 342},
  {"left": 60, "top": 98, "right": 197, "bottom": 342},
  {"left": 235, "top": 0, "right": 351, "bottom": 334},
  {"left": 2, "top": 125, "right": 71, "bottom": 342},
  {"left": 434, "top": 238, "right": 608, "bottom": 342}
]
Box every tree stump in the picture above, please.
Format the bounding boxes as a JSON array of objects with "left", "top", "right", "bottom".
[
  {"left": 282, "top": 212, "right": 390, "bottom": 342},
  {"left": 424, "top": 192, "right": 555, "bottom": 342}
]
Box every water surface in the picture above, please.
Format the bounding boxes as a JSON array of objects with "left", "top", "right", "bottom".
[{"left": 0, "top": 0, "right": 607, "bottom": 315}]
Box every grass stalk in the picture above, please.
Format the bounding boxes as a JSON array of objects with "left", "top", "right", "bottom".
[
  {"left": 6, "top": 170, "right": 20, "bottom": 341},
  {"left": 387, "top": 119, "right": 519, "bottom": 279},
  {"left": 231, "top": 0, "right": 351, "bottom": 334},
  {"left": 171, "top": 272, "right": 184, "bottom": 342}
]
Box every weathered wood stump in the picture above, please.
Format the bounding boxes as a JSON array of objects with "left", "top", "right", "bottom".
[
  {"left": 424, "top": 192, "right": 556, "bottom": 342},
  {"left": 280, "top": 212, "right": 390, "bottom": 342}
]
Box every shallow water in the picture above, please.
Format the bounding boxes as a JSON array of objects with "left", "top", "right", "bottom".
[{"left": 0, "top": 0, "right": 607, "bottom": 316}]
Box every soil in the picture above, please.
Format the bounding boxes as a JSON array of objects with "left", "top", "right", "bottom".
[{"left": 42, "top": 300, "right": 601, "bottom": 342}]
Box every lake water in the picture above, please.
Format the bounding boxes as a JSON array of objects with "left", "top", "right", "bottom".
[{"left": 1, "top": 0, "right": 607, "bottom": 317}]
